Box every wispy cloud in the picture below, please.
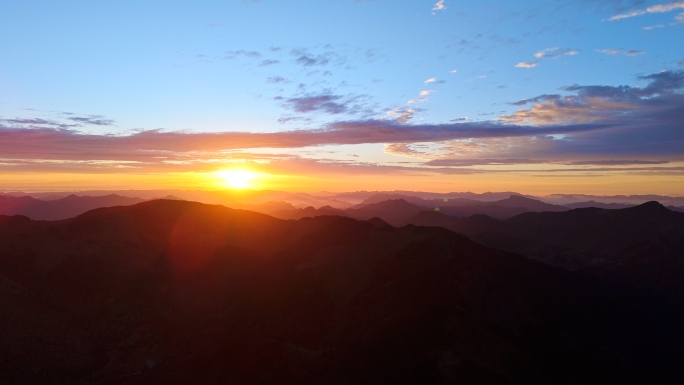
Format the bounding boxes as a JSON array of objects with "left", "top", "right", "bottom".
[
  {"left": 224, "top": 49, "right": 261, "bottom": 59},
  {"left": 266, "top": 76, "right": 286, "bottom": 83},
  {"left": 407, "top": 90, "right": 435, "bottom": 105},
  {"left": 424, "top": 77, "right": 436, "bottom": 84},
  {"left": 501, "top": 70, "right": 684, "bottom": 126},
  {"left": 386, "top": 108, "right": 415, "bottom": 124},
  {"left": 432, "top": 0, "right": 446, "bottom": 14},
  {"left": 3, "top": 71, "right": 683, "bottom": 173},
  {"left": 515, "top": 61, "right": 539, "bottom": 68},
  {"left": 259, "top": 59, "right": 279, "bottom": 66},
  {"left": 283, "top": 94, "right": 348, "bottom": 114},
  {"left": 625, "top": 49, "right": 646, "bottom": 56},
  {"left": 67, "top": 116, "right": 115, "bottom": 126},
  {"left": 674, "top": 11, "right": 684, "bottom": 23},
  {"left": 534, "top": 47, "right": 579, "bottom": 59},
  {"left": 595, "top": 48, "right": 646, "bottom": 56},
  {"left": 596, "top": 48, "right": 623, "bottom": 54},
  {"left": 643, "top": 24, "right": 665, "bottom": 30},
  {"left": 407, "top": 99, "right": 426, "bottom": 105},
  {"left": 516, "top": 47, "right": 578, "bottom": 68},
  {"left": 609, "top": 2, "right": 684, "bottom": 21}
]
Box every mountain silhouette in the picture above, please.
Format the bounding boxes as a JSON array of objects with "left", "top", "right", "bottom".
[
  {"left": 564, "top": 200, "right": 634, "bottom": 209},
  {"left": 405, "top": 202, "right": 684, "bottom": 290},
  {"left": 1, "top": 200, "right": 683, "bottom": 383},
  {"left": 0, "top": 194, "right": 145, "bottom": 220},
  {"left": 483, "top": 195, "right": 567, "bottom": 212}
]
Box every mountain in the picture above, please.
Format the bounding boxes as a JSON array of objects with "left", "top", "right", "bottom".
[
  {"left": 544, "top": 193, "right": 684, "bottom": 207},
  {"left": 353, "top": 194, "right": 488, "bottom": 209},
  {"left": 0, "top": 194, "right": 146, "bottom": 220},
  {"left": 482, "top": 195, "right": 567, "bottom": 212},
  {"left": 1, "top": 199, "right": 683, "bottom": 383},
  {"left": 274, "top": 196, "right": 569, "bottom": 224},
  {"left": 326, "top": 190, "right": 528, "bottom": 204},
  {"left": 269, "top": 205, "right": 348, "bottom": 220},
  {"left": 433, "top": 196, "right": 567, "bottom": 219},
  {"left": 565, "top": 200, "right": 634, "bottom": 209},
  {"left": 404, "top": 202, "right": 684, "bottom": 278},
  {"left": 346, "top": 199, "right": 426, "bottom": 225},
  {"left": 437, "top": 205, "right": 528, "bottom": 219},
  {"left": 351, "top": 193, "right": 432, "bottom": 208},
  {"left": 668, "top": 205, "right": 684, "bottom": 213}
]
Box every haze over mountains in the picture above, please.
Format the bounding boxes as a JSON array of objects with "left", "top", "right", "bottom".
[
  {"left": 2, "top": 198, "right": 684, "bottom": 384},
  {"left": 5, "top": 188, "right": 682, "bottom": 222}
]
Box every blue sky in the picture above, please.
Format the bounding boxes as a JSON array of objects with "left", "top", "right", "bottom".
[{"left": 1, "top": 0, "right": 683, "bottom": 193}]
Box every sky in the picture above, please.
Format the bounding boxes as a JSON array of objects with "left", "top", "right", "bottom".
[{"left": 1, "top": 0, "right": 683, "bottom": 195}]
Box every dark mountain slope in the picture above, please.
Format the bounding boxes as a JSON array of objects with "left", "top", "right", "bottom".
[
  {"left": 0, "top": 200, "right": 683, "bottom": 383},
  {"left": 404, "top": 202, "right": 684, "bottom": 298}
]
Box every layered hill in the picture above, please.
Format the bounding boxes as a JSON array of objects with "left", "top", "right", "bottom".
[
  {"left": 0, "top": 200, "right": 683, "bottom": 383},
  {"left": 403, "top": 202, "right": 684, "bottom": 282},
  {"left": 271, "top": 195, "right": 570, "bottom": 224},
  {"left": 0, "top": 194, "right": 145, "bottom": 220}
]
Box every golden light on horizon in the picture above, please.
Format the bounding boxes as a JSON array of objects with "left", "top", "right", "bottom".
[{"left": 215, "top": 170, "right": 261, "bottom": 189}]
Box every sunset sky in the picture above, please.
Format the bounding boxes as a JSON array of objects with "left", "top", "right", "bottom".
[{"left": 1, "top": 0, "right": 683, "bottom": 194}]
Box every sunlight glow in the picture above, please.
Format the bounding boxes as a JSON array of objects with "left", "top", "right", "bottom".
[{"left": 215, "top": 170, "right": 260, "bottom": 189}]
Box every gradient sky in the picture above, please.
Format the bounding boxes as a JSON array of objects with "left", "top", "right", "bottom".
[{"left": 1, "top": 0, "right": 683, "bottom": 194}]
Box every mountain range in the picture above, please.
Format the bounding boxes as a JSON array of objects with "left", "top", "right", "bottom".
[{"left": 1, "top": 199, "right": 683, "bottom": 383}]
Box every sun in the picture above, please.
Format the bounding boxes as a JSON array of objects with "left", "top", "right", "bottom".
[{"left": 215, "top": 170, "right": 260, "bottom": 189}]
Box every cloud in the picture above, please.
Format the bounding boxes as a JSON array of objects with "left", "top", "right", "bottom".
[
  {"left": 407, "top": 90, "right": 435, "bottom": 105},
  {"left": 224, "top": 49, "right": 261, "bottom": 59},
  {"left": 3, "top": 71, "right": 683, "bottom": 173},
  {"left": 267, "top": 76, "right": 286, "bottom": 83},
  {"left": 609, "top": 2, "right": 684, "bottom": 20},
  {"left": 450, "top": 69, "right": 457, "bottom": 73},
  {"left": 1, "top": 118, "right": 67, "bottom": 127},
  {"left": 450, "top": 117, "right": 468, "bottom": 122},
  {"left": 596, "top": 48, "right": 623, "bottom": 54},
  {"left": 534, "top": 47, "right": 579, "bottom": 59},
  {"left": 568, "top": 160, "right": 670, "bottom": 165},
  {"left": 0, "top": 119, "right": 611, "bottom": 167},
  {"left": 515, "top": 61, "right": 539, "bottom": 68},
  {"left": 674, "top": 11, "right": 684, "bottom": 23},
  {"left": 1, "top": 114, "right": 114, "bottom": 128},
  {"left": 259, "top": 59, "right": 280, "bottom": 66},
  {"left": 283, "top": 94, "right": 348, "bottom": 114},
  {"left": 625, "top": 49, "right": 646, "bottom": 56},
  {"left": 386, "top": 108, "right": 415, "bottom": 124},
  {"left": 501, "top": 70, "right": 684, "bottom": 126},
  {"left": 426, "top": 158, "right": 548, "bottom": 167},
  {"left": 407, "top": 98, "right": 427, "bottom": 105},
  {"left": 643, "top": 24, "right": 665, "bottom": 29},
  {"left": 596, "top": 48, "right": 646, "bottom": 56},
  {"left": 289, "top": 48, "right": 346, "bottom": 67},
  {"left": 432, "top": 0, "right": 446, "bottom": 13},
  {"left": 67, "top": 116, "right": 115, "bottom": 126},
  {"left": 517, "top": 48, "right": 578, "bottom": 68},
  {"left": 424, "top": 78, "right": 436, "bottom": 84},
  {"left": 384, "top": 143, "right": 425, "bottom": 157},
  {"left": 295, "top": 55, "right": 328, "bottom": 66}
]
